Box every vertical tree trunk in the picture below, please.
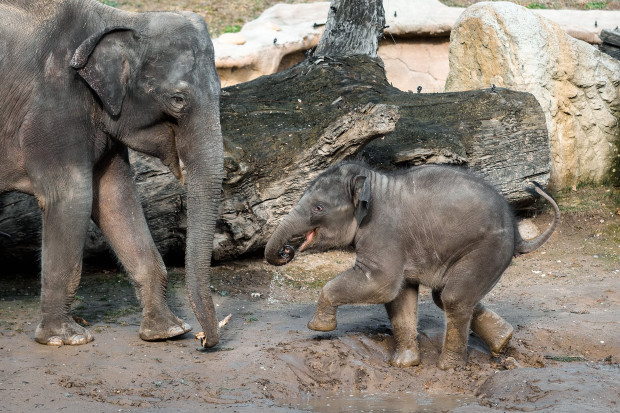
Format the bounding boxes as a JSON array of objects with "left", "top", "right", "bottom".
[{"left": 315, "top": 0, "right": 385, "bottom": 58}]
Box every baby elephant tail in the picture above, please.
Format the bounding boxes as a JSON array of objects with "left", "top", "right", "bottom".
[{"left": 515, "top": 182, "right": 561, "bottom": 255}]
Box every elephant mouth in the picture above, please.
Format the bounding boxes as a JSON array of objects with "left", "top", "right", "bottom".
[{"left": 298, "top": 228, "right": 317, "bottom": 252}]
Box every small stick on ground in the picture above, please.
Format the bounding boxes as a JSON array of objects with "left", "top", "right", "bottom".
[
  {"left": 194, "top": 314, "right": 233, "bottom": 346},
  {"left": 218, "top": 313, "right": 232, "bottom": 328}
]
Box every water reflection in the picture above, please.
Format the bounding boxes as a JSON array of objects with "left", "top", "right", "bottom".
[{"left": 286, "top": 392, "right": 475, "bottom": 412}]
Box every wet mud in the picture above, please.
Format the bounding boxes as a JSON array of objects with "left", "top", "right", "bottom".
[{"left": 1, "top": 187, "right": 618, "bottom": 412}]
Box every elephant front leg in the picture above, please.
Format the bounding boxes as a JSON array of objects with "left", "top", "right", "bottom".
[
  {"left": 385, "top": 284, "right": 420, "bottom": 367},
  {"left": 308, "top": 263, "right": 403, "bottom": 332},
  {"left": 92, "top": 149, "right": 190, "bottom": 341},
  {"left": 307, "top": 290, "right": 338, "bottom": 331},
  {"left": 35, "top": 186, "right": 94, "bottom": 346}
]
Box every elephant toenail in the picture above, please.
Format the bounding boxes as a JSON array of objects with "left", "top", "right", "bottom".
[{"left": 47, "top": 336, "right": 63, "bottom": 346}]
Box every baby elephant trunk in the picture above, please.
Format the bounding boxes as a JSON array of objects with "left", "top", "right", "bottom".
[{"left": 265, "top": 209, "right": 304, "bottom": 266}]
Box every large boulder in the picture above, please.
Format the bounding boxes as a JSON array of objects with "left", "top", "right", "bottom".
[{"left": 445, "top": 1, "right": 620, "bottom": 189}]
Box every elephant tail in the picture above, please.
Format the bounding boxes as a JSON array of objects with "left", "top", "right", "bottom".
[{"left": 515, "top": 182, "right": 561, "bottom": 255}]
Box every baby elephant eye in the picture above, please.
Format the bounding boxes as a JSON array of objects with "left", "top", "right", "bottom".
[
  {"left": 173, "top": 96, "right": 185, "bottom": 104},
  {"left": 312, "top": 205, "right": 324, "bottom": 212}
]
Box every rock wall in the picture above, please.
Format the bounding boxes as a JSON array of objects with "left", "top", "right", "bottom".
[
  {"left": 445, "top": 2, "right": 620, "bottom": 189},
  {"left": 378, "top": 37, "right": 450, "bottom": 93}
]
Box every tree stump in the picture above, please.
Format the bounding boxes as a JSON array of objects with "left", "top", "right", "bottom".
[{"left": 0, "top": 0, "right": 550, "bottom": 269}]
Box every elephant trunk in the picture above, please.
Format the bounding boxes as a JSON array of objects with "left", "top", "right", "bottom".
[
  {"left": 265, "top": 208, "right": 305, "bottom": 266},
  {"left": 176, "top": 106, "right": 223, "bottom": 348}
]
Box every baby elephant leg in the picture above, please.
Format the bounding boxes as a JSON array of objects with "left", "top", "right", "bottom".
[
  {"left": 437, "top": 300, "right": 473, "bottom": 370},
  {"left": 308, "top": 266, "right": 401, "bottom": 332},
  {"left": 385, "top": 284, "right": 420, "bottom": 367},
  {"left": 433, "top": 291, "right": 513, "bottom": 357},
  {"left": 471, "top": 304, "right": 513, "bottom": 356},
  {"left": 308, "top": 289, "right": 339, "bottom": 331}
]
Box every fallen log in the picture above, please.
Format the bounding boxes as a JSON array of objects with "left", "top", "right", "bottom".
[
  {"left": 0, "top": 55, "right": 549, "bottom": 268},
  {"left": 0, "top": 0, "right": 550, "bottom": 269}
]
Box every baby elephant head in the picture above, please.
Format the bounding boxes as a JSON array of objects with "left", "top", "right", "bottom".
[{"left": 265, "top": 163, "right": 371, "bottom": 266}]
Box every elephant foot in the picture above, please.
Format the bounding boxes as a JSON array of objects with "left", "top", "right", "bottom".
[
  {"left": 139, "top": 309, "right": 192, "bottom": 341},
  {"left": 471, "top": 308, "right": 514, "bottom": 357},
  {"left": 485, "top": 324, "right": 513, "bottom": 357},
  {"left": 35, "top": 318, "right": 94, "bottom": 346},
  {"left": 307, "top": 312, "right": 337, "bottom": 331},
  {"left": 390, "top": 347, "right": 420, "bottom": 368},
  {"left": 308, "top": 293, "right": 338, "bottom": 332},
  {"left": 437, "top": 350, "right": 467, "bottom": 370}
]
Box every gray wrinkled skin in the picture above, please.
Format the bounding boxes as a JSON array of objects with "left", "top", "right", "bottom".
[
  {"left": 265, "top": 161, "right": 559, "bottom": 369},
  {"left": 0, "top": 0, "right": 223, "bottom": 348}
]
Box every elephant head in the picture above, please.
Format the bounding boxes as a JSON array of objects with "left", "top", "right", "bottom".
[
  {"left": 265, "top": 163, "right": 370, "bottom": 266},
  {"left": 71, "top": 12, "right": 223, "bottom": 347}
]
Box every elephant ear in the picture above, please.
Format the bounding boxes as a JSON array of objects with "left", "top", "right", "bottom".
[
  {"left": 352, "top": 175, "right": 371, "bottom": 225},
  {"left": 70, "top": 27, "right": 135, "bottom": 116}
]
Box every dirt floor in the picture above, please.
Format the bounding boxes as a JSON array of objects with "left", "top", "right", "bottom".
[{"left": 1, "top": 186, "right": 618, "bottom": 412}]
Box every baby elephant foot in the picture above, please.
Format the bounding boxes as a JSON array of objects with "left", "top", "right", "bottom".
[
  {"left": 307, "top": 304, "right": 338, "bottom": 332},
  {"left": 307, "top": 311, "right": 337, "bottom": 331},
  {"left": 437, "top": 350, "right": 467, "bottom": 370},
  {"left": 35, "top": 319, "right": 94, "bottom": 346},
  {"left": 471, "top": 310, "right": 514, "bottom": 357},
  {"left": 308, "top": 294, "right": 338, "bottom": 331},
  {"left": 390, "top": 347, "right": 421, "bottom": 368},
  {"left": 139, "top": 309, "right": 191, "bottom": 341}
]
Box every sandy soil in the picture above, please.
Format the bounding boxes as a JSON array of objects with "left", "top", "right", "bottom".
[{"left": 1, "top": 187, "right": 618, "bottom": 412}]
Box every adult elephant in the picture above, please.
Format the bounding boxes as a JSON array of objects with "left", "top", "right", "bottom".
[{"left": 0, "top": 0, "right": 223, "bottom": 348}]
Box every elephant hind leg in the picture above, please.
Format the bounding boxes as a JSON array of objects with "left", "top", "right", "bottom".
[
  {"left": 434, "top": 291, "right": 513, "bottom": 358},
  {"left": 35, "top": 179, "right": 94, "bottom": 346},
  {"left": 436, "top": 297, "right": 473, "bottom": 370},
  {"left": 433, "top": 248, "right": 512, "bottom": 369},
  {"left": 470, "top": 304, "right": 513, "bottom": 356}
]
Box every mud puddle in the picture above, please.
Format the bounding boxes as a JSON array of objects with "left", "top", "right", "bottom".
[
  {"left": 288, "top": 392, "right": 475, "bottom": 412},
  {"left": 1, "top": 187, "right": 619, "bottom": 411}
]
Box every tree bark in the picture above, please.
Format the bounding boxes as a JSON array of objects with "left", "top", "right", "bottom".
[
  {"left": 0, "top": 0, "right": 550, "bottom": 269},
  {"left": 315, "top": 0, "right": 385, "bottom": 58},
  {"left": 600, "top": 29, "right": 620, "bottom": 61}
]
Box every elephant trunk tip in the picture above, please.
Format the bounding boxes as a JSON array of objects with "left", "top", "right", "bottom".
[
  {"left": 266, "top": 244, "right": 296, "bottom": 266},
  {"left": 196, "top": 331, "right": 219, "bottom": 348}
]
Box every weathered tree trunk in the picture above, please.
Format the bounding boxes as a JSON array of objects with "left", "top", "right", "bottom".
[
  {"left": 316, "top": 0, "right": 385, "bottom": 58},
  {"left": 0, "top": 0, "right": 550, "bottom": 270}
]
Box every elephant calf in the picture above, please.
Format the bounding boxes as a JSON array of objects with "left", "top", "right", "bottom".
[{"left": 265, "top": 161, "right": 560, "bottom": 369}]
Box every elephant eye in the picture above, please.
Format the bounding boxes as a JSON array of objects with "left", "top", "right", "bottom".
[
  {"left": 173, "top": 96, "right": 185, "bottom": 104},
  {"left": 312, "top": 205, "right": 324, "bottom": 213}
]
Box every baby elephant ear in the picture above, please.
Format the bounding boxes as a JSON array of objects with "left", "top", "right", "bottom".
[
  {"left": 353, "top": 175, "right": 371, "bottom": 225},
  {"left": 70, "top": 27, "right": 134, "bottom": 116}
]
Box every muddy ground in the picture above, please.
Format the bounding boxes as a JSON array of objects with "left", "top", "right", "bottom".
[{"left": 1, "top": 187, "right": 618, "bottom": 412}]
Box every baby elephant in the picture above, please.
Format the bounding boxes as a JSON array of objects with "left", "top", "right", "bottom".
[{"left": 265, "top": 162, "right": 559, "bottom": 369}]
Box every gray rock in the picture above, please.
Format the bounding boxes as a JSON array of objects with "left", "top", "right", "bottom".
[{"left": 445, "top": 2, "right": 620, "bottom": 189}]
